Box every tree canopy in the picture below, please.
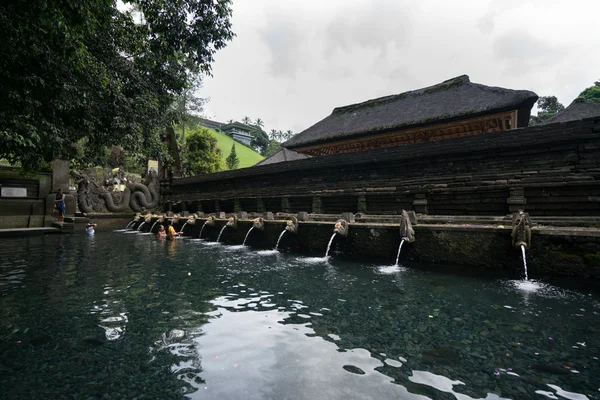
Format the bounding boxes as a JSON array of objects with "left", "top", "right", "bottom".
[
  {"left": 578, "top": 80, "right": 600, "bottom": 103},
  {"left": 529, "top": 96, "right": 565, "bottom": 126},
  {"left": 0, "top": 0, "right": 234, "bottom": 171},
  {"left": 225, "top": 144, "right": 240, "bottom": 170},
  {"left": 183, "top": 128, "right": 222, "bottom": 175}
]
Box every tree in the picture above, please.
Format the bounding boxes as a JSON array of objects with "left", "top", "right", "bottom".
[
  {"left": 578, "top": 80, "right": 600, "bottom": 103},
  {"left": 263, "top": 140, "right": 281, "bottom": 157},
  {"left": 242, "top": 117, "right": 252, "bottom": 125},
  {"left": 226, "top": 144, "right": 240, "bottom": 170},
  {"left": 0, "top": 0, "right": 234, "bottom": 171},
  {"left": 172, "top": 75, "right": 208, "bottom": 143},
  {"left": 183, "top": 128, "right": 223, "bottom": 175},
  {"left": 250, "top": 129, "right": 269, "bottom": 154},
  {"left": 283, "top": 130, "right": 294, "bottom": 141},
  {"left": 529, "top": 96, "right": 565, "bottom": 125},
  {"left": 254, "top": 118, "right": 264, "bottom": 128},
  {"left": 269, "top": 129, "right": 279, "bottom": 141}
]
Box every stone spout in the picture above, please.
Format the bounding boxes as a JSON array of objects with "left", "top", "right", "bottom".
[
  {"left": 144, "top": 214, "right": 153, "bottom": 223},
  {"left": 226, "top": 215, "right": 238, "bottom": 229},
  {"left": 186, "top": 215, "right": 197, "bottom": 225},
  {"left": 511, "top": 210, "right": 532, "bottom": 249},
  {"left": 253, "top": 217, "right": 265, "bottom": 231},
  {"left": 205, "top": 215, "right": 217, "bottom": 227},
  {"left": 334, "top": 219, "right": 349, "bottom": 237},
  {"left": 285, "top": 217, "right": 298, "bottom": 234},
  {"left": 399, "top": 209, "right": 415, "bottom": 243}
]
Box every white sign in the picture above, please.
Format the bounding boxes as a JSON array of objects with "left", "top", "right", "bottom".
[
  {"left": 1, "top": 187, "right": 27, "bottom": 197},
  {"left": 147, "top": 159, "right": 159, "bottom": 174}
]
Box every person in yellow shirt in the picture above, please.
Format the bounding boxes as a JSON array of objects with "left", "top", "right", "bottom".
[{"left": 166, "top": 220, "right": 182, "bottom": 240}]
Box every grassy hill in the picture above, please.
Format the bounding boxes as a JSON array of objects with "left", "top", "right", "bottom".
[{"left": 208, "top": 129, "right": 264, "bottom": 169}]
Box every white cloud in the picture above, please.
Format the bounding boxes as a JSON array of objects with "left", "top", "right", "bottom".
[{"left": 202, "top": 0, "right": 600, "bottom": 134}]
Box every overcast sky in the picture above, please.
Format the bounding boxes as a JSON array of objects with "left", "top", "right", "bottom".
[{"left": 201, "top": 0, "right": 600, "bottom": 134}]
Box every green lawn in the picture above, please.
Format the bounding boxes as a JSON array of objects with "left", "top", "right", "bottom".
[{"left": 209, "top": 129, "right": 264, "bottom": 169}]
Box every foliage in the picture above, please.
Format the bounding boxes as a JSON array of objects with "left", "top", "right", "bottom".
[
  {"left": 578, "top": 80, "right": 600, "bottom": 103},
  {"left": 0, "top": 0, "right": 234, "bottom": 171},
  {"left": 250, "top": 129, "right": 270, "bottom": 155},
  {"left": 242, "top": 117, "right": 252, "bottom": 125},
  {"left": 254, "top": 118, "right": 264, "bottom": 128},
  {"left": 171, "top": 75, "right": 208, "bottom": 143},
  {"left": 268, "top": 129, "right": 295, "bottom": 142},
  {"left": 225, "top": 144, "right": 240, "bottom": 170},
  {"left": 108, "top": 146, "right": 126, "bottom": 168},
  {"left": 529, "top": 96, "right": 564, "bottom": 125},
  {"left": 264, "top": 140, "right": 281, "bottom": 157},
  {"left": 183, "top": 128, "right": 223, "bottom": 175}
]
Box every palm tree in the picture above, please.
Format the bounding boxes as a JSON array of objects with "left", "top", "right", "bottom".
[
  {"left": 284, "top": 130, "right": 294, "bottom": 140},
  {"left": 242, "top": 116, "right": 252, "bottom": 125},
  {"left": 269, "top": 129, "right": 278, "bottom": 141},
  {"left": 254, "top": 118, "right": 264, "bottom": 128}
]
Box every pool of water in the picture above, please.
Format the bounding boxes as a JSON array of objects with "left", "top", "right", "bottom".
[{"left": 0, "top": 232, "right": 598, "bottom": 399}]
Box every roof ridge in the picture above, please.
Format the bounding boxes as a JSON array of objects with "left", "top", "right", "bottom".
[{"left": 332, "top": 75, "right": 471, "bottom": 114}]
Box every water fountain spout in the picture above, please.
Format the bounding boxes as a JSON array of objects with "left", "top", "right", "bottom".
[
  {"left": 512, "top": 210, "right": 532, "bottom": 280},
  {"left": 285, "top": 217, "right": 298, "bottom": 234},
  {"left": 198, "top": 221, "right": 208, "bottom": 239},
  {"left": 253, "top": 217, "right": 265, "bottom": 231},
  {"left": 333, "top": 219, "right": 349, "bottom": 237},
  {"left": 205, "top": 215, "right": 217, "bottom": 227},
  {"left": 136, "top": 221, "right": 146, "bottom": 231},
  {"left": 511, "top": 210, "right": 532, "bottom": 249},
  {"left": 399, "top": 209, "right": 415, "bottom": 243},
  {"left": 216, "top": 225, "right": 227, "bottom": 242},
  {"left": 226, "top": 215, "right": 238, "bottom": 229}
]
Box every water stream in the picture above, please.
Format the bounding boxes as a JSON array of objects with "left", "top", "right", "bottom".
[
  {"left": 216, "top": 225, "right": 227, "bottom": 242},
  {"left": 198, "top": 221, "right": 208, "bottom": 239},
  {"left": 149, "top": 220, "right": 160, "bottom": 233},
  {"left": 179, "top": 221, "right": 189, "bottom": 235},
  {"left": 325, "top": 233, "right": 337, "bottom": 257},
  {"left": 242, "top": 227, "right": 254, "bottom": 246},
  {"left": 394, "top": 239, "right": 405, "bottom": 266},
  {"left": 136, "top": 221, "right": 145, "bottom": 231},
  {"left": 521, "top": 244, "right": 529, "bottom": 280},
  {"left": 275, "top": 230, "right": 286, "bottom": 250},
  {"left": 125, "top": 221, "right": 134, "bottom": 229}
]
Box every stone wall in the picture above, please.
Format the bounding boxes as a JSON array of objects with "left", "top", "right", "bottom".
[
  {"left": 169, "top": 117, "right": 600, "bottom": 217},
  {"left": 0, "top": 167, "right": 52, "bottom": 228}
]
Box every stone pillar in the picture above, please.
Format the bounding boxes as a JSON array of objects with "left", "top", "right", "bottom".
[
  {"left": 341, "top": 212, "right": 355, "bottom": 223},
  {"left": 196, "top": 200, "right": 203, "bottom": 213},
  {"left": 263, "top": 211, "right": 274, "bottom": 220},
  {"left": 413, "top": 193, "right": 428, "bottom": 214},
  {"left": 180, "top": 201, "right": 189, "bottom": 217},
  {"left": 281, "top": 197, "right": 290, "bottom": 213},
  {"left": 357, "top": 194, "right": 367, "bottom": 213},
  {"left": 46, "top": 160, "right": 75, "bottom": 222},
  {"left": 214, "top": 199, "right": 220, "bottom": 214},
  {"left": 257, "top": 198, "right": 265, "bottom": 213},
  {"left": 234, "top": 199, "right": 242, "bottom": 213},
  {"left": 507, "top": 187, "right": 526, "bottom": 213},
  {"left": 297, "top": 211, "right": 309, "bottom": 221},
  {"left": 312, "top": 196, "right": 324, "bottom": 214}
]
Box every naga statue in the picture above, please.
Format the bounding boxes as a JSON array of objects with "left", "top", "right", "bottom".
[
  {"left": 399, "top": 210, "right": 415, "bottom": 243},
  {"left": 511, "top": 210, "right": 532, "bottom": 249},
  {"left": 333, "top": 219, "right": 349, "bottom": 237},
  {"left": 73, "top": 169, "right": 160, "bottom": 214},
  {"left": 285, "top": 217, "right": 298, "bottom": 234},
  {"left": 226, "top": 215, "right": 238, "bottom": 229}
]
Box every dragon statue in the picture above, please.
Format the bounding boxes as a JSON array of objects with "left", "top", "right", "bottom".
[{"left": 73, "top": 169, "right": 160, "bottom": 214}]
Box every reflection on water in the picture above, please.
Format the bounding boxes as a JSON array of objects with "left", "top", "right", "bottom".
[{"left": 0, "top": 233, "right": 598, "bottom": 400}]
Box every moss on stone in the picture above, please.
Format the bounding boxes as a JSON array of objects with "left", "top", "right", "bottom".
[{"left": 583, "top": 253, "right": 600, "bottom": 266}]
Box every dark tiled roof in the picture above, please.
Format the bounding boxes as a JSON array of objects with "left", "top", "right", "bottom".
[
  {"left": 541, "top": 98, "right": 600, "bottom": 124},
  {"left": 255, "top": 148, "right": 309, "bottom": 166},
  {"left": 197, "top": 117, "right": 224, "bottom": 130},
  {"left": 282, "top": 75, "right": 538, "bottom": 148}
]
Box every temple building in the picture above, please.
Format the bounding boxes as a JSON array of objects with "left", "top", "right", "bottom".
[{"left": 282, "top": 75, "right": 538, "bottom": 156}]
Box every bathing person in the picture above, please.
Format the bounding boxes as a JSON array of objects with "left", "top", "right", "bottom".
[
  {"left": 86, "top": 223, "right": 97, "bottom": 235},
  {"left": 157, "top": 225, "right": 167, "bottom": 238},
  {"left": 55, "top": 188, "right": 66, "bottom": 222},
  {"left": 166, "top": 220, "right": 182, "bottom": 240}
]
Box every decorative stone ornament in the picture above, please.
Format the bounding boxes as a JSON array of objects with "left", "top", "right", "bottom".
[
  {"left": 285, "top": 217, "right": 298, "bottom": 234},
  {"left": 399, "top": 209, "right": 415, "bottom": 243}
]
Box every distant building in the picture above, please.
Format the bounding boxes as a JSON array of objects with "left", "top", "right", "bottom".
[
  {"left": 282, "top": 75, "right": 538, "bottom": 157},
  {"left": 197, "top": 117, "right": 257, "bottom": 147}
]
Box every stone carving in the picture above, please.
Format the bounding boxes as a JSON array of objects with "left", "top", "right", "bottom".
[
  {"left": 73, "top": 169, "right": 160, "bottom": 214},
  {"left": 253, "top": 217, "right": 265, "bottom": 231},
  {"left": 286, "top": 217, "right": 298, "bottom": 234},
  {"left": 205, "top": 214, "right": 217, "bottom": 227},
  {"left": 399, "top": 209, "right": 415, "bottom": 243},
  {"left": 226, "top": 214, "right": 238, "bottom": 229},
  {"left": 334, "top": 219, "right": 349, "bottom": 237},
  {"left": 511, "top": 210, "right": 532, "bottom": 249}
]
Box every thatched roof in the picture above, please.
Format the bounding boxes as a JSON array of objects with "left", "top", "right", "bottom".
[
  {"left": 541, "top": 98, "right": 600, "bottom": 124},
  {"left": 255, "top": 147, "right": 308, "bottom": 166},
  {"left": 282, "top": 75, "right": 538, "bottom": 149}
]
